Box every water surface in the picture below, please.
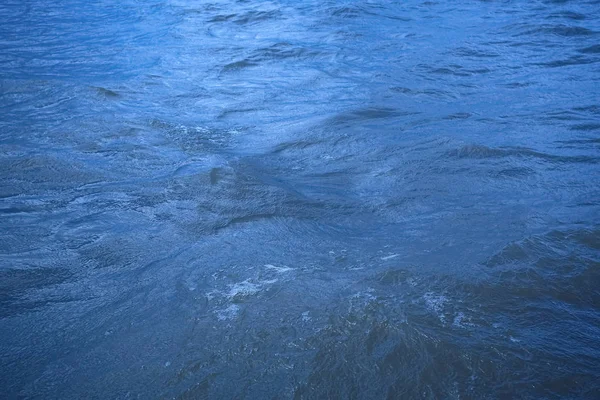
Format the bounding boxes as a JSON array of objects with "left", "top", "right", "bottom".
[{"left": 1, "top": 0, "right": 600, "bottom": 398}]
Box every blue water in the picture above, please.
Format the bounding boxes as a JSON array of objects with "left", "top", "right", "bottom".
[{"left": 1, "top": 0, "right": 599, "bottom": 398}]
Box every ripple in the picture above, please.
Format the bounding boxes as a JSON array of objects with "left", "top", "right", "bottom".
[
  {"left": 1, "top": 0, "right": 599, "bottom": 398},
  {"left": 447, "top": 144, "right": 599, "bottom": 164},
  {"left": 515, "top": 24, "right": 598, "bottom": 37},
  {"left": 577, "top": 44, "right": 600, "bottom": 54}
]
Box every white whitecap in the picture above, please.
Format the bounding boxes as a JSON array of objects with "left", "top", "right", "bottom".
[
  {"left": 265, "top": 264, "right": 293, "bottom": 273},
  {"left": 423, "top": 292, "right": 448, "bottom": 323},
  {"left": 226, "top": 280, "right": 261, "bottom": 299},
  {"left": 216, "top": 304, "right": 240, "bottom": 321}
]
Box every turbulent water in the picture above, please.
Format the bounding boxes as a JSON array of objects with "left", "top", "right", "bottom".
[{"left": 1, "top": 0, "right": 599, "bottom": 398}]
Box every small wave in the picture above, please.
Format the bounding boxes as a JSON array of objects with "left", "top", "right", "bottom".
[
  {"left": 443, "top": 112, "right": 472, "bottom": 120},
  {"left": 330, "top": 6, "right": 362, "bottom": 18},
  {"left": 572, "top": 105, "right": 600, "bottom": 115},
  {"left": 221, "top": 43, "right": 325, "bottom": 73},
  {"left": 425, "top": 64, "right": 491, "bottom": 77},
  {"left": 451, "top": 47, "right": 500, "bottom": 58},
  {"left": 546, "top": 11, "right": 587, "bottom": 21},
  {"left": 491, "top": 167, "right": 535, "bottom": 179},
  {"left": 208, "top": 9, "right": 282, "bottom": 25},
  {"left": 503, "top": 82, "right": 535, "bottom": 88},
  {"left": 577, "top": 44, "right": 600, "bottom": 54},
  {"left": 446, "top": 144, "right": 599, "bottom": 164},
  {"left": 221, "top": 59, "right": 259, "bottom": 72},
  {"left": 569, "top": 123, "right": 600, "bottom": 131},
  {"left": 91, "top": 86, "right": 121, "bottom": 99},
  {"left": 265, "top": 264, "right": 294, "bottom": 273},
  {"left": 327, "top": 107, "right": 420, "bottom": 126},
  {"left": 513, "top": 24, "right": 597, "bottom": 37},
  {"left": 532, "top": 56, "right": 596, "bottom": 68},
  {"left": 390, "top": 86, "right": 458, "bottom": 99}
]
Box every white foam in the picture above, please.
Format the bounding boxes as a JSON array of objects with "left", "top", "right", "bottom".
[
  {"left": 226, "top": 278, "right": 278, "bottom": 299},
  {"left": 265, "top": 264, "right": 293, "bottom": 273},
  {"left": 302, "top": 311, "right": 311, "bottom": 322},
  {"left": 381, "top": 253, "right": 399, "bottom": 260},
  {"left": 452, "top": 312, "right": 466, "bottom": 328},
  {"left": 216, "top": 304, "right": 240, "bottom": 321},
  {"left": 423, "top": 292, "right": 448, "bottom": 323},
  {"left": 226, "top": 280, "right": 261, "bottom": 299}
]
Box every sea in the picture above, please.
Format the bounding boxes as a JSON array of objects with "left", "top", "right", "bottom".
[{"left": 1, "top": 0, "right": 599, "bottom": 398}]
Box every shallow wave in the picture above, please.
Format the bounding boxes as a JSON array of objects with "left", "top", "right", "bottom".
[{"left": 447, "top": 144, "right": 600, "bottom": 164}]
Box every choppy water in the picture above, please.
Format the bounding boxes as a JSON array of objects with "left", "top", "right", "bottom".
[{"left": 1, "top": 0, "right": 599, "bottom": 398}]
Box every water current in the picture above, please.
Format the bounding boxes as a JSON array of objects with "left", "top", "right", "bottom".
[{"left": 1, "top": 0, "right": 599, "bottom": 398}]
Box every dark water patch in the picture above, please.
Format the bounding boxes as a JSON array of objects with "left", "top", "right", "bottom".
[
  {"left": 532, "top": 56, "right": 597, "bottom": 68},
  {"left": 218, "top": 107, "right": 266, "bottom": 119},
  {"left": 221, "top": 43, "right": 326, "bottom": 73},
  {"left": 572, "top": 105, "right": 600, "bottom": 115},
  {"left": 443, "top": 112, "right": 472, "bottom": 120},
  {"left": 544, "top": 109, "right": 588, "bottom": 122},
  {"left": 327, "top": 107, "right": 421, "bottom": 127},
  {"left": 509, "top": 23, "right": 598, "bottom": 37},
  {"left": 491, "top": 166, "right": 536, "bottom": 179},
  {"left": 208, "top": 13, "right": 237, "bottom": 23},
  {"left": 270, "top": 138, "right": 328, "bottom": 155},
  {"left": 570, "top": 123, "right": 600, "bottom": 131},
  {"left": 330, "top": 6, "right": 363, "bottom": 18},
  {"left": 389, "top": 86, "right": 458, "bottom": 99},
  {"left": 427, "top": 66, "right": 473, "bottom": 77},
  {"left": 221, "top": 59, "right": 259, "bottom": 72},
  {"left": 546, "top": 11, "right": 588, "bottom": 21},
  {"left": 451, "top": 46, "right": 500, "bottom": 58},
  {"left": 208, "top": 9, "right": 282, "bottom": 25},
  {"left": 0, "top": 206, "right": 38, "bottom": 214},
  {"left": 209, "top": 167, "right": 221, "bottom": 185},
  {"left": 0, "top": 267, "right": 73, "bottom": 295},
  {"left": 91, "top": 86, "right": 121, "bottom": 99},
  {"left": 556, "top": 137, "right": 600, "bottom": 146},
  {"left": 251, "top": 42, "right": 324, "bottom": 62},
  {"left": 446, "top": 144, "right": 599, "bottom": 164},
  {"left": 503, "top": 81, "right": 535, "bottom": 88},
  {"left": 0, "top": 267, "right": 75, "bottom": 317},
  {"left": 578, "top": 44, "right": 600, "bottom": 53},
  {"left": 424, "top": 64, "right": 492, "bottom": 77},
  {"left": 0, "top": 156, "right": 99, "bottom": 194}
]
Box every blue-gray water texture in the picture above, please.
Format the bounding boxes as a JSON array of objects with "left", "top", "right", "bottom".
[{"left": 1, "top": 0, "right": 600, "bottom": 399}]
